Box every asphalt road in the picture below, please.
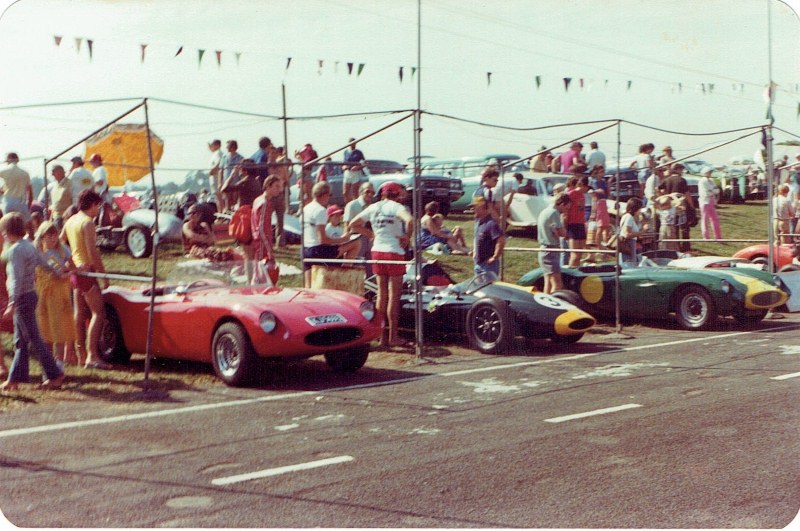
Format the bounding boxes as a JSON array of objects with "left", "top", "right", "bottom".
[{"left": 1, "top": 315, "right": 799, "bottom": 528}]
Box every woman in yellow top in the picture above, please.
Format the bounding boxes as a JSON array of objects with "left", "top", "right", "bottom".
[
  {"left": 35, "top": 221, "right": 77, "bottom": 365},
  {"left": 62, "top": 190, "right": 110, "bottom": 370}
]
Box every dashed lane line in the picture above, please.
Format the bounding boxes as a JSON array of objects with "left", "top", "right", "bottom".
[
  {"left": 0, "top": 323, "right": 797, "bottom": 439},
  {"left": 544, "top": 403, "right": 643, "bottom": 423},
  {"left": 770, "top": 371, "right": 800, "bottom": 381},
  {"left": 211, "top": 455, "right": 354, "bottom": 486}
]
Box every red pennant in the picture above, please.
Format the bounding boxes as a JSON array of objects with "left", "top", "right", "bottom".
[
  {"left": 399, "top": 66, "right": 404, "bottom": 83},
  {"left": 140, "top": 44, "right": 147, "bottom": 63},
  {"left": 347, "top": 62, "right": 354, "bottom": 75},
  {"left": 53, "top": 35, "right": 62, "bottom": 46},
  {"left": 87, "top": 39, "right": 93, "bottom": 60},
  {"left": 215, "top": 50, "right": 222, "bottom": 67}
]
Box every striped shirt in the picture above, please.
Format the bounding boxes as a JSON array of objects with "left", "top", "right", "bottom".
[{"left": 3, "top": 239, "right": 58, "bottom": 304}]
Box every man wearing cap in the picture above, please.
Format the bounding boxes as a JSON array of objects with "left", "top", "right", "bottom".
[
  {"left": 38, "top": 165, "right": 73, "bottom": 228},
  {"left": 68, "top": 156, "right": 95, "bottom": 207},
  {"left": 208, "top": 139, "right": 223, "bottom": 211},
  {"left": 88, "top": 153, "right": 111, "bottom": 205},
  {"left": 472, "top": 195, "right": 505, "bottom": 276},
  {"left": 0, "top": 153, "right": 33, "bottom": 223},
  {"left": 658, "top": 146, "right": 675, "bottom": 166}
]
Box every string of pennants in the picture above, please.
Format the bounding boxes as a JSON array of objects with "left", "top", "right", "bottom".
[{"left": 52, "top": 35, "right": 800, "bottom": 116}]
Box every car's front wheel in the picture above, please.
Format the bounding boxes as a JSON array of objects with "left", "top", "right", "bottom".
[
  {"left": 674, "top": 286, "right": 716, "bottom": 330},
  {"left": 324, "top": 346, "right": 369, "bottom": 373},
  {"left": 466, "top": 297, "right": 514, "bottom": 354},
  {"left": 732, "top": 308, "right": 768, "bottom": 327},
  {"left": 99, "top": 306, "right": 131, "bottom": 363},
  {"left": 125, "top": 225, "right": 153, "bottom": 259},
  {"left": 212, "top": 322, "right": 257, "bottom": 386}
]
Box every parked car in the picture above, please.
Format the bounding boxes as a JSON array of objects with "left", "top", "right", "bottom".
[
  {"left": 733, "top": 241, "right": 800, "bottom": 272},
  {"left": 99, "top": 261, "right": 382, "bottom": 386},
  {"left": 365, "top": 262, "right": 595, "bottom": 354},
  {"left": 289, "top": 159, "right": 462, "bottom": 216},
  {"left": 604, "top": 164, "right": 642, "bottom": 202},
  {"left": 421, "top": 154, "right": 527, "bottom": 211},
  {"left": 505, "top": 173, "right": 571, "bottom": 230},
  {"left": 518, "top": 259, "right": 790, "bottom": 330}
]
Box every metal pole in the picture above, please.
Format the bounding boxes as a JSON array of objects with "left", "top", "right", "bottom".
[
  {"left": 143, "top": 98, "right": 159, "bottom": 383},
  {"left": 766, "top": 0, "right": 775, "bottom": 274},
  {"left": 41, "top": 158, "right": 50, "bottom": 218},
  {"left": 413, "top": 0, "right": 424, "bottom": 359},
  {"left": 614, "top": 119, "right": 622, "bottom": 333}
]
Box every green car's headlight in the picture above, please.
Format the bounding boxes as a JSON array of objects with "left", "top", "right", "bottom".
[
  {"left": 720, "top": 280, "right": 732, "bottom": 294},
  {"left": 360, "top": 301, "right": 376, "bottom": 321},
  {"left": 259, "top": 311, "right": 278, "bottom": 333}
]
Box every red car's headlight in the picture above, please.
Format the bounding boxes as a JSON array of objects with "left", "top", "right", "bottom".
[
  {"left": 360, "top": 301, "right": 376, "bottom": 321},
  {"left": 259, "top": 311, "right": 278, "bottom": 333}
]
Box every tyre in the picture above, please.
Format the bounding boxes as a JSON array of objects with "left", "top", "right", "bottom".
[
  {"left": 732, "top": 308, "right": 768, "bottom": 327},
  {"left": 551, "top": 289, "right": 583, "bottom": 308},
  {"left": 98, "top": 306, "right": 131, "bottom": 363},
  {"left": 125, "top": 225, "right": 153, "bottom": 259},
  {"left": 324, "top": 345, "right": 370, "bottom": 373},
  {"left": 466, "top": 297, "right": 514, "bottom": 354},
  {"left": 674, "top": 286, "right": 716, "bottom": 330},
  {"left": 211, "top": 322, "right": 257, "bottom": 386},
  {"left": 751, "top": 256, "right": 768, "bottom": 268},
  {"left": 779, "top": 264, "right": 800, "bottom": 273}
]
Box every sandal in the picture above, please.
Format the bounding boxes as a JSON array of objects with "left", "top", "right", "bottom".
[
  {"left": 84, "top": 360, "right": 113, "bottom": 370},
  {"left": 39, "top": 374, "right": 65, "bottom": 390},
  {"left": 0, "top": 381, "right": 19, "bottom": 392}
]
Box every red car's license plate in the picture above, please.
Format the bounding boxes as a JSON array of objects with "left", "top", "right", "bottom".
[{"left": 306, "top": 314, "right": 347, "bottom": 326}]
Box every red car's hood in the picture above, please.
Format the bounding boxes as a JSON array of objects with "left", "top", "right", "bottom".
[{"left": 185, "top": 285, "right": 367, "bottom": 314}]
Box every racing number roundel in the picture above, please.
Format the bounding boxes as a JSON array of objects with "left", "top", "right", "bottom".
[{"left": 579, "top": 275, "right": 604, "bottom": 304}]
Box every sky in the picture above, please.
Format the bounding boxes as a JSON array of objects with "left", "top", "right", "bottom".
[{"left": 0, "top": 0, "right": 799, "bottom": 184}]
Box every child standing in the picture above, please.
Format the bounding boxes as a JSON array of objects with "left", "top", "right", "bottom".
[
  {"left": 35, "top": 221, "right": 77, "bottom": 365},
  {"left": 325, "top": 205, "right": 360, "bottom": 260},
  {"left": 0, "top": 213, "right": 65, "bottom": 391}
]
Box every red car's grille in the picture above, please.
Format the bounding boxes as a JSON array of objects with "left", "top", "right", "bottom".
[{"left": 305, "top": 327, "right": 363, "bottom": 346}]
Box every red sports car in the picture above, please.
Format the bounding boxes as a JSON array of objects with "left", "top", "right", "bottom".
[
  {"left": 732, "top": 242, "right": 799, "bottom": 272},
  {"left": 99, "top": 271, "right": 381, "bottom": 386}
]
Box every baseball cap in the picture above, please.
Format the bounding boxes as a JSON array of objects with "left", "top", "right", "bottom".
[
  {"left": 70, "top": 156, "right": 84, "bottom": 164},
  {"left": 89, "top": 153, "right": 102, "bottom": 163},
  {"left": 326, "top": 205, "right": 344, "bottom": 217},
  {"left": 379, "top": 181, "right": 404, "bottom": 197}
]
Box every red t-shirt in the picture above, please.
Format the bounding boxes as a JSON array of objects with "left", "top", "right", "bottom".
[{"left": 566, "top": 188, "right": 586, "bottom": 224}]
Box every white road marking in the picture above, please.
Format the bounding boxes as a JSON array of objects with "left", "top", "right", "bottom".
[
  {"left": 544, "top": 403, "right": 643, "bottom": 423},
  {"left": 274, "top": 424, "right": 299, "bottom": 431},
  {"left": 0, "top": 324, "right": 797, "bottom": 439},
  {"left": 211, "top": 455, "right": 353, "bottom": 486},
  {"left": 770, "top": 372, "right": 800, "bottom": 381}
]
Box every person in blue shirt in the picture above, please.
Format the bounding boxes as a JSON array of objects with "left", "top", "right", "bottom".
[
  {"left": 343, "top": 138, "right": 365, "bottom": 164},
  {"left": 250, "top": 136, "right": 273, "bottom": 187},
  {"left": 472, "top": 196, "right": 505, "bottom": 276}
]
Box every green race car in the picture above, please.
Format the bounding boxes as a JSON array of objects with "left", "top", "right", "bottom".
[{"left": 518, "top": 259, "right": 790, "bottom": 331}]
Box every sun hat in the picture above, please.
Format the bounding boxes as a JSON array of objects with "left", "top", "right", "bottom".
[
  {"left": 326, "top": 205, "right": 344, "bottom": 217},
  {"left": 88, "top": 153, "right": 102, "bottom": 163},
  {"left": 379, "top": 181, "right": 404, "bottom": 197}
]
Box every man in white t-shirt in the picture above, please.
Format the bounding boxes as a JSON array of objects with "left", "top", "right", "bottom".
[
  {"left": 68, "top": 156, "right": 95, "bottom": 207},
  {"left": 301, "top": 181, "right": 356, "bottom": 287},
  {"left": 208, "top": 139, "right": 223, "bottom": 211},
  {"left": 88, "top": 153, "right": 111, "bottom": 204}
]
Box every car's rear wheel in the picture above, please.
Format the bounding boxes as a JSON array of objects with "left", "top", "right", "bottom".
[
  {"left": 674, "top": 286, "right": 716, "bottom": 330},
  {"left": 324, "top": 346, "right": 370, "bottom": 373},
  {"left": 212, "top": 322, "right": 256, "bottom": 386},
  {"left": 466, "top": 297, "right": 514, "bottom": 354},
  {"left": 779, "top": 264, "right": 800, "bottom": 272},
  {"left": 125, "top": 225, "right": 153, "bottom": 259},
  {"left": 99, "top": 306, "right": 131, "bottom": 363},
  {"left": 751, "top": 256, "right": 768, "bottom": 267}
]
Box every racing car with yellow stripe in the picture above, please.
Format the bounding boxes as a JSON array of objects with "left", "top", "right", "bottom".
[
  {"left": 518, "top": 258, "right": 790, "bottom": 331},
  {"left": 367, "top": 262, "right": 595, "bottom": 354}
]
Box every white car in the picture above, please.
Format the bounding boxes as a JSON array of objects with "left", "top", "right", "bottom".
[{"left": 505, "top": 173, "right": 571, "bottom": 229}]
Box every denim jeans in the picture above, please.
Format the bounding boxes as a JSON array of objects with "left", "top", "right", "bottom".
[
  {"left": 7, "top": 291, "right": 63, "bottom": 383},
  {"left": 474, "top": 260, "right": 500, "bottom": 276}
]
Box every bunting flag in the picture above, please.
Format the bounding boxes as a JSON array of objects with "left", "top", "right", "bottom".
[
  {"left": 579, "top": 78, "right": 584, "bottom": 89},
  {"left": 87, "top": 39, "right": 93, "bottom": 60},
  {"left": 399, "top": 66, "right": 404, "bottom": 83},
  {"left": 198, "top": 49, "right": 205, "bottom": 67},
  {"left": 487, "top": 72, "right": 492, "bottom": 86},
  {"left": 535, "top": 75, "right": 541, "bottom": 89},
  {"left": 627, "top": 80, "right": 632, "bottom": 91},
  {"left": 411, "top": 66, "right": 417, "bottom": 79},
  {"left": 701, "top": 83, "right": 706, "bottom": 94},
  {"left": 563, "top": 77, "right": 571, "bottom": 92},
  {"left": 54, "top": 35, "right": 62, "bottom": 46},
  {"left": 797, "top": 102, "right": 800, "bottom": 118},
  {"left": 140, "top": 44, "right": 147, "bottom": 63},
  {"left": 708, "top": 83, "right": 714, "bottom": 94},
  {"left": 763, "top": 81, "right": 776, "bottom": 104},
  {"left": 604, "top": 79, "right": 609, "bottom": 88},
  {"left": 235, "top": 52, "right": 241, "bottom": 65},
  {"left": 74, "top": 37, "right": 82, "bottom": 53},
  {"left": 357, "top": 63, "right": 365, "bottom": 76},
  {"left": 318, "top": 59, "right": 323, "bottom": 75},
  {"left": 678, "top": 82, "right": 683, "bottom": 93},
  {"left": 285, "top": 57, "right": 291, "bottom": 70},
  {"left": 175, "top": 46, "right": 183, "bottom": 56},
  {"left": 215, "top": 50, "right": 222, "bottom": 67},
  {"left": 334, "top": 61, "right": 339, "bottom": 73},
  {"left": 347, "top": 62, "right": 353, "bottom": 75}
]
